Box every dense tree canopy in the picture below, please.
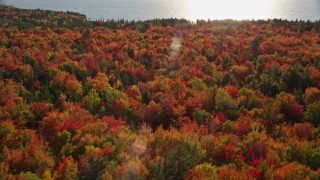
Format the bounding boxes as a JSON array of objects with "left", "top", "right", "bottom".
[{"left": 0, "top": 5, "right": 320, "bottom": 179}]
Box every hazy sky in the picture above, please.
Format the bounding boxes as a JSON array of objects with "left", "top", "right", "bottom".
[{"left": 0, "top": 0, "right": 319, "bottom": 21}]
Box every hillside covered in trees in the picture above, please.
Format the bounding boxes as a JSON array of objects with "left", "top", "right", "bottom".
[{"left": 0, "top": 5, "right": 320, "bottom": 179}]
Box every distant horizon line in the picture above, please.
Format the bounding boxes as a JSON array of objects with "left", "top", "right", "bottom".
[{"left": 1, "top": 4, "right": 319, "bottom": 23}]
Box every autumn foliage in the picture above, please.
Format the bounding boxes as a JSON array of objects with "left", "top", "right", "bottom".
[{"left": 0, "top": 5, "right": 320, "bottom": 179}]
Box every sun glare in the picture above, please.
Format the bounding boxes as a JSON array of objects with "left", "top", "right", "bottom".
[{"left": 186, "top": 0, "right": 273, "bottom": 21}]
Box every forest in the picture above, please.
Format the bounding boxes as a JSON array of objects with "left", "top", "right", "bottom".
[{"left": 0, "top": 5, "right": 320, "bottom": 180}]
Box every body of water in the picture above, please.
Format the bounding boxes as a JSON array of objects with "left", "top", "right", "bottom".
[{"left": 0, "top": 0, "right": 319, "bottom": 21}]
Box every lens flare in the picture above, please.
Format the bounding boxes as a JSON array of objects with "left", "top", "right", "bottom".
[
  {"left": 169, "top": 37, "right": 182, "bottom": 61},
  {"left": 132, "top": 139, "right": 147, "bottom": 155}
]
